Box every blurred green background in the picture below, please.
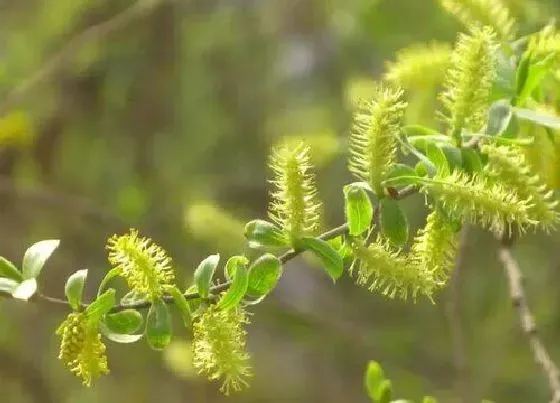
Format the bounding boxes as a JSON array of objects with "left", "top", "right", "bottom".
[{"left": 0, "top": 0, "right": 559, "bottom": 402}]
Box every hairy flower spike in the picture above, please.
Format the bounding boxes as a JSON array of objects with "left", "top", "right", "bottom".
[
  {"left": 192, "top": 306, "right": 252, "bottom": 394},
  {"left": 384, "top": 42, "right": 452, "bottom": 89},
  {"left": 482, "top": 144, "right": 559, "bottom": 231},
  {"left": 439, "top": 25, "right": 498, "bottom": 144},
  {"left": 527, "top": 23, "right": 560, "bottom": 62},
  {"left": 348, "top": 85, "right": 407, "bottom": 195},
  {"left": 107, "top": 229, "right": 174, "bottom": 301},
  {"left": 268, "top": 142, "right": 322, "bottom": 241},
  {"left": 437, "top": 0, "right": 517, "bottom": 40},
  {"left": 57, "top": 312, "right": 109, "bottom": 387},
  {"left": 409, "top": 209, "right": 458, "bottom": 285},
  {"left": 349, "top": 238, "right": 436, "bottom": 301},
  {"left": 421, "top": 171, "right": 534, "bottom": 233}
]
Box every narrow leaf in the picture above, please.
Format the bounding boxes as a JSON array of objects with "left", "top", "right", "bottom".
[
  {"left": 513, "top": 107, "right": 560, "bottom": 130},
  {"left": 86, "top": 289, "right": 117, "bottom": 322},
  {"left": 0, "top": 257, "right": 22, "bottom": 281},
  {"left": 146, "top": 298, "right": 172, "bottom": 350},
  {"left": 97, "top": 268, "right": 122, "bottom": 297},
  {"left": 163, "top": 285, "right": 191, "bottom": 327},
  {"left": 299, "top": 237, "right": 343, "bottom": 281},
  {"left": 380, "top": 199, "right": 409, "bottom": 247},
  {"left": 217, "top": 261, "right": 249, "bottom": 310},
  {"left": 344, "top": 185, "right": 373, "bottom": 236},
  {"left": 247, "top": 254, "right": 283, "bottom": 297},
  {"left": 193, "top": 254, "right": 220, "bottom": 299},
  {"left": 486, "top": 100, "right": 512, "bottom": 136},
  {"left": 105, "top": 309, "right": 143, "bottom": 334},
  {"left": 426, "top": 143, "right": 449, "bottom": 175},
  {"left": 65, "top": 269, "right": 88, "bottom": 311},
  {"left": 11, "top": 278, "right": 37, "bottom": 300},
  {"left": 22, "top": 239, "right": 60, "bottom": 279},
  {"left": 244, "top": 219, "right": 289, "bottom": 249}
]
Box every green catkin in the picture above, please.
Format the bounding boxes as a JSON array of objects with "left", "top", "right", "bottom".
[
  {"left": 527, "top": 23, "right": 560, "bottom": 62},
  {"left": 384, "top": 42, "right": 452, "bottom": 89},
  {"left": 348, "top": 85, "right": 407, "bottom": 196},
  {"left": 192, "top": 306, "right": 252, "bottom": 395},
  {"left": 107, "top": 229, "right": 174, "bottom": 301},
  {"left": 437, "top": 0, "right": 517, "bottom": 40},
  {"left": 268, "top": 142, "right": 322, "bottom": 242},
  {"left": 349, "top": 238, "right": 436, "bottom": 301},
  {"left": 438, "top": 25, "right": 498, "bottom": 144},
  {"left": 409, "top": 209, "right": 458, "bottom": 285},
  {"left": 482, "top": 144, "right": 559, "bottom": 231},
  {"left": 57, "top": 312, "right": 109, "bottom": 387},
  {"left": 421, "top": 171, "right": 535, "bottom": 233}
]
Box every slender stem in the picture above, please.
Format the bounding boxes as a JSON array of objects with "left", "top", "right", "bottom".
[{"left": 497, "top": 234, "right": 560, "bottom": 403}]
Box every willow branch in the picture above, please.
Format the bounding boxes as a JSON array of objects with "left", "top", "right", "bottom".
[
  {"left": 498, "top": 234, "right": 560, "bottom": 403},
  {"left": 0, "top": 0, "right": 165, "bottom": 115}
]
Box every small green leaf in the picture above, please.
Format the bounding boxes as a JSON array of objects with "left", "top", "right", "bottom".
[
  {"left": 146, "top": 298, "right": 172, "bottom": 350},
  {"left": 193, "top": 254, "right": 220, "bottom": 299},
  {"left": 486, "top": 100, "right": 512, "bottom": 136},
  {"left": 247, "top": 254, "right": 283, "bottom": 297},
  {"left": 22, "top": 239, "right": 60, "bottom": 280},
  {"left": 386, "top": 164, "right": 418, "bottom": 183},
  {"left": 97, "top": 268, "right": 122, "bottom": 297},
  {"left": 513, "top": 107, "right": 560, "bottom": 130},
  {"left": 299, "top": 237, "right": 343, "bottom": 281},
  {"left": 0, "top": 257, "right": 22, "bottom": 281},
  {"left": 65, "top": 269, "right": 88, "bottom": 311},
  {"left": 0, "top": 278, "right": 19, "bottom": 293},
  {"left": 105, "top": 309, "right": 143, "bottom": 334},
  {"left": 244, "top": 220, "right": 289, "bottom": 249},
  {"left": 425, "top": 143, "right": 449, "bottom": 175},
  {"left": 461, "top": 148, "right": 483, "bottom": 174},
  {"left": 163, "top": 285, "right": 191, "bottom": 327},
  {"left": 377, "top": 380, "right": 392, "bottom": 403},
  {"left": 515, "top": 52, "right": 531, "bottom": 101},
  {"left": 344, "top": 185, "right": 373, "bottom": 236},
  {"left": 439, "top": 145, "right": 462, "bottom": 172},
  {"left": 11, "top": 278, "right": 37, "bottom": 300},
  {"left": 217, "top": 260, "right": 249, "bottom": 310},
  {"left": 380, "top": 199, "right": 409, "bottom": 247},
  {"left": 364, "top": 361, "right": 386, "bottom": 402},
  {"left": 225, "top": 256, "right": 249, "bottom": 281},
  {"left": 86, "top": 289, "right": 117, "bottom": 322},
  {"left": 120, "top": 290, "right": 146, "bottom": 305},
  {"left": 100, "top": 322, "right": 143, "bottom": 344},
  {"left": 517, "top": 53, "right": 556, "bottom": 105},
  {"left": 422, "top": 397, "right": 438, "bottom": 403}
]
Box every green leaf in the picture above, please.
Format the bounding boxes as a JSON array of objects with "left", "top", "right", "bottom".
[
  {"left": 97, "top": 268, "right": 122, "bottom": 297},
  {"left": 193, "top": 254, "right": 220, "bottom": 299},
  {"left": 120, "top": 290, "right": 146, "bottom": 305},
  {"left": 364, "top": 361, "right": 387, "bottom": 402},
  {"left": 146, "top": 298, "right": 172, "bottom": 350},
  {"left": 247, "top": 254, "right": 283, "bottom": 297},
  {"left": 377, "top": 380, "right": 392, "bottom": 403},
  {"left": 162, "top": 285, "right": 191, "bottom": 327},
  {"left": 515, "top": 52, "right": 531, "bottom": 101},
  {"left": 244, "top": 219, "right": 289, "bottom": 249},
  {"left": 425, "top": 143, "right": 449, "bottom": 175},
  {"left": 0, "top": 278, "right": 19, "bottom": 294},
  {"left": 386, "top": 164, "right": 418, "bottom": 183},
  {"left": 299, "top": 237, "right": 343, "bottom": 281},
  {"left": 422, "top": 397, "right": 438, "bottom": 403},
  {"left": 402, "top": 125, "right": 441, "bottom": 137},
  {"left": 225, "top": 256, "right": 249, "bottom": 281},
  {"left": 11, "top": 278, "right": 37, "bottom": 300},
  {"left": 86, "top": 289, "right": 117, "bottom": 322},
  {"left": 380, "top": 199, "right": 409, "bottom": 247},
  {"left": 65, "top": 269, "right": 88, "bottom": 311},
  {"left": 344, "top": 184, "right": 373, "bottom": 236},
  {"left": 22, "top": 239, "right": 60, "bottom": 280},
  {"left": 217, "top": 259, "right": 249, "bottom": 310},
  {"left": 486, "top": 100, "right": 512, "bottom": 136},
  {"left": 439, "top": 145, "right": 462, "bottom": 172},
  {"left": 0, "top": 257, "right": 22, "bottom": 281},
  {"left": 105, "top": 309, "right": 143, "bottom": 334},
  {"left": 516, "top": 53, "right": 556, "bottom": 105},
  {"left": 513, "top": 107, "right": 560, "bottom": 130},
  {"left": 100, "top": 322, "right": 143, "bottom": 344},
  {"left": 461, "top": 148, "right": 483, "bottom": 174}
]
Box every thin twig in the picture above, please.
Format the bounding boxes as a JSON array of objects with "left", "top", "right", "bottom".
[
  {"left": 498, "top": 234, "right": 560, "bottom": 403},
  {"left": 0, "top": 0, "right": 164, "bottom": 115},
  {"left": 444, "top": 226, "right": 470, "bottom": 403}
]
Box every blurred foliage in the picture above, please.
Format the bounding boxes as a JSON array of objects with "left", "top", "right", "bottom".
[{"left": 0, "top": 0, "right": 559, "bottom": 402}]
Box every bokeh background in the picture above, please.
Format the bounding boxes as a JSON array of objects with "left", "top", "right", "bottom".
[{"left": 0, "top": 0, "right": 559, "bottom": 402}]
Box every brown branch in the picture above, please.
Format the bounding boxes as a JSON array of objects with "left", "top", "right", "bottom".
[
  {"left": 444, "top": 226, "right": 470, "bottom": 403},
  {"left": 498, "top": 234, "right": 560, "bottom": 403},
  {"left": 0, "top": 0, "right": 165, "bottom": 115}
]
